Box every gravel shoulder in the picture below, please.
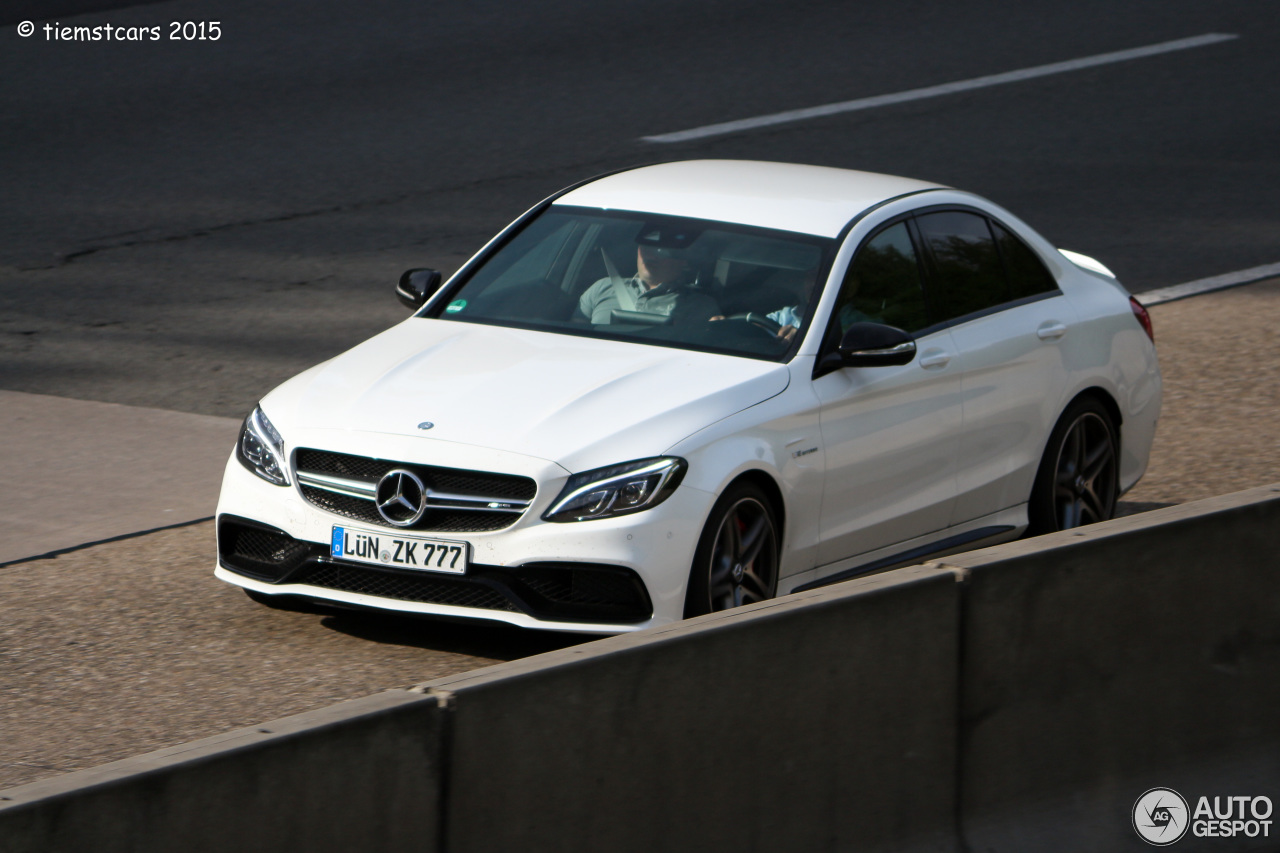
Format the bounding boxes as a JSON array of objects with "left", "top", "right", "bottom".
[{"left": 1119, "top": 278, "right": 1280, "bottom": 508}]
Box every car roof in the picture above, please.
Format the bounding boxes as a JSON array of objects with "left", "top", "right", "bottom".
[{"left": 555, "top": 160, "right": 947, "bottom": 239}]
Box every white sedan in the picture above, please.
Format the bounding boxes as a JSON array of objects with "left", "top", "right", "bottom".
[{"left": 215, "top": 160, "right": 1161, "bottom": 633}]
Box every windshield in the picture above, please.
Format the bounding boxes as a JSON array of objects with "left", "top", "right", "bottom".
[{"left": 424, "top": 206, "right": 833, "bottom": 361}]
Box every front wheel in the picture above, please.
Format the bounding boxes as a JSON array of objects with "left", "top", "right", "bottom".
[
  {"left": 1027, "top": 397, "right": 1119, "bottom": 535},
  {"left": 685, "top": 482, "right": 779, "bottom": 618}
]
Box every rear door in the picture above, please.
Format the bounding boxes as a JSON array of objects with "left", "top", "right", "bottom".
[{"left": 913, "top": 209, "right": 1075, "bottom": 525}]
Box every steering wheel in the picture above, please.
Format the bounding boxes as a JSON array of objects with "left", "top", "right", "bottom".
[{"left": 723, "top": 312, "right": 784, "bottom": 336}]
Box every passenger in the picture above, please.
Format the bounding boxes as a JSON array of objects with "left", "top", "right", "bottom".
[
  {"left": 769, "top": 271, "right": 883, "bottom": 341},
  {"left": 578, "top": 244, "right": 719, "bottom": 325},
  {"left": 712, "top": 268, "right": 820, "bottom": 342}
]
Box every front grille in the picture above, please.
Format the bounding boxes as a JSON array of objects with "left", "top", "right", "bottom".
[
  {"left": 291, "top": 563, "right": 519, "bottom": 612},
  {"left": 294, "top": 450, "right": 386, "bottom": 480},
  {"left": 300, "top": 486, "right": 518, "bottom": 533},
  {"left": 294, "top": 448, "right": 537, "bottom": 533},
  {"left": 296, "top": 450, "right": 536, "bottom": 499},
  {"left": 300, "top": 487, "right": 383, "bottom": 525}
]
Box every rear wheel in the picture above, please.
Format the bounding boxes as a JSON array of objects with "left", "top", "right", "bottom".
[
  {"left": 685, "top": 482, "right": 779, "bottom": 618},
  {"left": 1028, "top": 397, "right": 1118, "bottom": 535}
]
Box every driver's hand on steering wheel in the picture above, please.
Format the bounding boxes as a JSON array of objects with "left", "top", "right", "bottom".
[{"left": 711, "top": 314, "right": 796, "bottom": 341}]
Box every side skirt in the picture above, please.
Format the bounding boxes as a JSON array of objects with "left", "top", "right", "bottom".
[{"left": 789, "top": 525, "right": 1015, "bottom": 593}]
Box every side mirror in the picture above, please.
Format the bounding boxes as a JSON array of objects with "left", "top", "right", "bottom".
[
  {"left": 837, "top": 322, "right": 917, "bottom": 367},
  {"left": 396, "top": 268, "right": 443, "bottom": 310}
]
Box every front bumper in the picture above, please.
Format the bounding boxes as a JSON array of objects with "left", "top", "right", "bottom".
[
  {"left": 218, "top": 514, "right": 654, "bottom": 630},
  {"left": 214, "top": 449, "right": 710, "bottom": 633}
]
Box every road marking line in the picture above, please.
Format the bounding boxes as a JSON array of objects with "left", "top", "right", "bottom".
[
  {"left": 642, "top": 33, "right": 1239, "bottom": 144},
  {"left": 1139, "top": 262, "right": 1280, "bottom": 305}
]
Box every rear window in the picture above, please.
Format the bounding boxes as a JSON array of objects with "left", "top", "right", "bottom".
[{"left": 993, "top": 221, "right": 1057, "bottom": 299}]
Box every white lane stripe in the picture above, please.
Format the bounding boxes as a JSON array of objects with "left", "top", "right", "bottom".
[
  {"left": 1139, "top": 262, "right": 1280, "bottom": 306},
  {"left": 643, "top": 33, "right": 1239, "bottom": 144}
]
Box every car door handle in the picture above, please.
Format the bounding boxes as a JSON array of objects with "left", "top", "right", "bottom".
[
  {"left": 1037, "top": 322, "right": 1068, "bottom": 340},
  {"left": 918, "top": 351, "right": 952, "bottom": 369}
]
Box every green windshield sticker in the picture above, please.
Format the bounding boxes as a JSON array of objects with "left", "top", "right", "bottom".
[{"left": 446, "top": 299, "right": 467, "bottom": 313}]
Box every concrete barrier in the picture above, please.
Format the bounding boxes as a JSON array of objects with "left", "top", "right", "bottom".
[
  {"left": 946, "top": 484, "right": 1280, "bottom": 852},
  {"left": 424, "top": 564, "right": 961, "bottom": 853},
  {"left": 0, "top": 691, "right": 443, "bottom": 853}
]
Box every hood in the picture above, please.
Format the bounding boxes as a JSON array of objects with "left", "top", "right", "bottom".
[{"left": 263, "top": 319, "right": 790, "bottom": 472}]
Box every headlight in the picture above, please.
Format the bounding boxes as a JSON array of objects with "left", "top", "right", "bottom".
[
  {"left": 236, "top": 405, "right": 290, "bottom": 486},
  {"left": 543, "top": 457, "right": 686, "bottom": 523}
]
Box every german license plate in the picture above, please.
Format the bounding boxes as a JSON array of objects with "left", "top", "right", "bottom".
[{"left": 330, "top": 526, "right": 468, "bottom": 574}]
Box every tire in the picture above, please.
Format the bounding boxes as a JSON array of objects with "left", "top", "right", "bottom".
[
  {"left": 684, "top": 482, "right": 780, "bottom": 618},
  {"left": 1027, "top": 397, "right": 1119, "bottom": 535}
]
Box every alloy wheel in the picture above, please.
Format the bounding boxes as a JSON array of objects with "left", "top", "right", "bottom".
[
  {"left": 1051, "top": 411, "right": 1117, "bottom": 529},
  {"left": 706, "top": 497, "right": 778, "bottom": 611}
]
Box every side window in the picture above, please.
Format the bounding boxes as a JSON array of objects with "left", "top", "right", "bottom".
[
  {"left": 916, "top": 211, "right": 1008, "bottom": 322},
  {"left": 992, "top": 222, "right": 1057, "bottom": 299},
  {"left": 834, "top": 221, "right": 930, "bottom": 334}
]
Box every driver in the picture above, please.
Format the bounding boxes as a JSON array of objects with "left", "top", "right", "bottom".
[{"left": 578, "top": 244, "right": 719, "bottom": 325}]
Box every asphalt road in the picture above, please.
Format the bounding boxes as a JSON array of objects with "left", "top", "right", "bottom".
[{"left": 2, "top": 0, "right": 1278, "bottom": 416}]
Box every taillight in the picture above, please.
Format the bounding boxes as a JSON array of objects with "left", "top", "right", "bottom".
[{"left": 1130, "top": 296, "right": 1154, "bottom": 343}]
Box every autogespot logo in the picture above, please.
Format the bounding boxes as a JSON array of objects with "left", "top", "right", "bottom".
[{"left": 1134, "top": 788, "right": 1190, "bottom": 846}]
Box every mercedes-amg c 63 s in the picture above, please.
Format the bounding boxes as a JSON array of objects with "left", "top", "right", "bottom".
[{"left": 216, "top": 160, "right": 1161, "bottom": 633}]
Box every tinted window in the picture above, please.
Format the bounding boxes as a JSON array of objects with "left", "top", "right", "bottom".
[
  {"left": 835, "top": 221, "right": 930, "bottom": 334},
  {"left": 917, "top": 211, "right": 1008, "bottom": 322},
  {"left": 993, "top": 222, "right": 1057, "bottom": 299}
]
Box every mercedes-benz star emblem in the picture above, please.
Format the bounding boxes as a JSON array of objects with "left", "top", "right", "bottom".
[{"left": 375, "top": 469, "right": 428, "bottom": 527}]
